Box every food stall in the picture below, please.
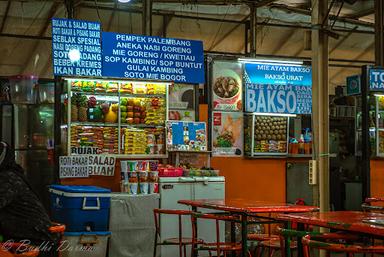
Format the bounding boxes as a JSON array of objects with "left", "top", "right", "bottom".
[
  {"left": 347, "top": 68, "right": 384, "bottom": 199},
  {"left": 50, "top": 17, "right": 206, "bottom": 257},
  {"left": 207, "top": 57, "right": 313, "bottom": 204}
]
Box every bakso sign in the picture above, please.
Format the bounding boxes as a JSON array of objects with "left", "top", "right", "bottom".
[{"left": 244, "top": 63, "right": 312, "bottom": 115}]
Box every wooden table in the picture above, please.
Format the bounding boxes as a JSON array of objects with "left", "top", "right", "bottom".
[
  {"left": 178, "top": 199, "right": 319, "bottom": 257},
  {"left": 275, "top": 211, "right": 384, "bottom": 257}
]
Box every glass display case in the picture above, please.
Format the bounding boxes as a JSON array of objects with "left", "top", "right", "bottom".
[
  {"left": 244, "top": 113, "right": 289, "bottom": 156},
  {"left": 355, "top": 96, "right": 377, "bottom": 157},
  {"left": 60, "top": 78, "right": 169, "bottom": 157}
]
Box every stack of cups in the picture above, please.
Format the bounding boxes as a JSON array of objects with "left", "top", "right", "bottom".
[{"left": 120, "top": 160, "right": 159, "bottom": 194}]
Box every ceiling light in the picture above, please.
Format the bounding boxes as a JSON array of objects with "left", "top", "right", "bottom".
[
  {"left": 118, "top": 0, "right": 131, "bottom": 2},
  {"left": 68, "top": 49, "right": 81, "bottom": 62}
]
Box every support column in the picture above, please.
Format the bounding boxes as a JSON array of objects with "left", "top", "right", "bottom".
[
  {"left": 249, "top": 4, "right": 257, "bottom": 57},
  {"left": 375, "top": 0, "right": 384, "bottom": 66},
  {"left": 65, "top": 0, "right": 75, "bottom": 19},
  {"left": 142, "top": 0, "right": 152, "bottom": 36},
  {"left": 312, "top": 0, "right": 329, "bottom": 211}
]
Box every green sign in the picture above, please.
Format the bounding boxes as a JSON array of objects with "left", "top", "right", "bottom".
[{"left": 346, "top": 75, "right": 361, "bottom": 95}]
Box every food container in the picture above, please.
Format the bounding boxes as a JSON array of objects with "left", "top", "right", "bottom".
[
  {"left": 149, "top": 183, "right": 159, "bottom": 194},
  {"left": 139, "top": 172, "right": 148, "bottom": 182},
  {"left": 121, "top": 181, "right": 129, "bottom": 193},
  {"left": 139, "top": 182, "right": 149, "bottom": 194},
  {"left": 129, "top": 183, "right": 138, "bottom": 195},
  {"left": 148, "top": 171, "right": 159, "bottom": 182},
  {"left": 128, "top": 172, "right": 138, "bottom": 183},
  {"left": 149, "top": 160, "right": 159, "bottom": 171},
  {"left": 38, "top": 82, "right": 55, "bottom": 103},
  {"left": 148, "top": 144, "right": 155, "bottom": 154},
  {"left": 158, "top": 167, "right": 183, "bottom": 177},
  {"left": 156, "top": 144, "right": 164, "bottom": 154},
  {"left": 137, "top": 161, "right": 149, "bottom": 171},
  {"left": 9, "top": 75, "right": 38, "bottom": 104},
  {"left": 127, "top": 161, "right": 138, "bottom": 171}
]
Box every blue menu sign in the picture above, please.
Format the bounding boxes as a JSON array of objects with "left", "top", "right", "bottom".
[
  {"left": 102, "top": 32, "right": 205, "bottom": 84},
  {"left": 244, "top": 63, "right": 312, "bottom": 114},
  {"left": 370, "top": 68, "right": 384, "bottom": 91},
  {"left": 52, "top": 18, "right": 102, "bottom": 77}
]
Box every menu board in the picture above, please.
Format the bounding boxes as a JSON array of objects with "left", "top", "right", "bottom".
[
  {"left": 52, "top": 18, "right": 102, "bottom": 77},
  {"left": 102, "top": 32, "right": 205, "bottom": 84},
  {"left": 244, "top": 63, "right": 312, "bottom": 114},
  {"left": 167, "top": 121, "right": 207, "bottom": 151},
  {"left": 212, "top": 112, "right": 243, "bottom": 156},
  {"left": 212, "top": 61, "right": 243, "bottom": 111}
]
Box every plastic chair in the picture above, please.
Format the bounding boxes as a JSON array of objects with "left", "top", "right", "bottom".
[
  {"left": 48, "top": 223, "right": 66, "bottom": 257},
  {"left": 153, "top": 209, "right": 203, "bottom": 257},
  {"left": 278, "top": 228, "right": 360, "bottom": 257},
  {"left": 302, "top": 233, "right": 384, "bottom": 257},
  {"left": 362, "top": 197, "right": 384, "bottom": 213},
  {"left": 0, "top": 242, "right": 39, "bottom": 257},
  {"left": 191, "top": 212, "right": 252, "bottom": 257},
  {"left": 247, "top": 213, "right": 280, "bottom": 257},
  {"left": 0, "top": 224, "right": 65, "bottom": 257}
]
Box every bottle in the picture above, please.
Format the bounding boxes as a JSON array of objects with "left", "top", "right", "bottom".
[{"left": 298, "top": 134, "right": 305, "bottom": 154}]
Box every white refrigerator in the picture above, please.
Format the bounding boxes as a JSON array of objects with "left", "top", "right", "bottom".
[{"left": 159, "top": 176, "right": 225, "bottom": 257}]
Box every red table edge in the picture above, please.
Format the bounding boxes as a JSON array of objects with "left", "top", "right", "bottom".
[
  {"left": 275, "top": 213, "right": 384, "bottom": 237},
  {"left": 178, "top": 200, "right": 319, "bottom": 214}
]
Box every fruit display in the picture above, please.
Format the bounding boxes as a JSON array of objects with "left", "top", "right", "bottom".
[
  {"left": 64, "top": 79, "right": 168, "bottom": 156},
  {"left": 253, "top": 116, "right": 288, "bottom": 154},
  {"left": 119, "top": 97, "right": 146, "bottom": 124}
]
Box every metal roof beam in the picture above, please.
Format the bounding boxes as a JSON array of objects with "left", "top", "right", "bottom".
[
  {"left": 345, "top": 8, "right": 374, "bottom": 19},
  {"left": 269, "top": 3, "right": 374, "bottom": 27},
  {"left": 0, "top": 1, "right": 11, "bottom": 33}
]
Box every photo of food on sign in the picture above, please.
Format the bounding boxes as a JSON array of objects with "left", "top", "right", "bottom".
[
  {"left": 212, "top": 112, "right": 243, "bottom": 156},
  {"left": 167, "top": 121, "right": 207, "bottom": 151},
  {"left": 212, "top": 61, "right": 243, "bottom": 111}
]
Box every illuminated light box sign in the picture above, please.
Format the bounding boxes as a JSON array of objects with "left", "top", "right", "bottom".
[
  {"left": 51, "top": 18, "right": 205, "bottom": 84},
  {"left": 370, "top": 69, "right": 384, "bottom": 91},
  {"left": 52, "top": 18, "right": 102, "bottom": 77},
  {"left": 346, "top": 75, "right": 361, "bottom": 96},
  {"left": 244, "top": 63, "right": 312, "bottom": 114},
  {"left": 101, "top": 32, "right": 205, "bottom": 84}
]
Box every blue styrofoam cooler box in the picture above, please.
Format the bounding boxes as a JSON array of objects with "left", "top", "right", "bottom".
[{"left": 49, "top": 185, "right": 111, "bottom": 232}]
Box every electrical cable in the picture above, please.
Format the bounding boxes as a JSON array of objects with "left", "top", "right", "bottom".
[
  {"left": 209, "top": 4, "right": 232, "bottom": 50},
  {"left": 94, "top": 0, "right": 103, "bottom": 25},
  {"left": 321, "top": 0, "right": 337, "bottom": 28},
  {"left": 331, "top": 1, "right": 344, "bottom": 29}
]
